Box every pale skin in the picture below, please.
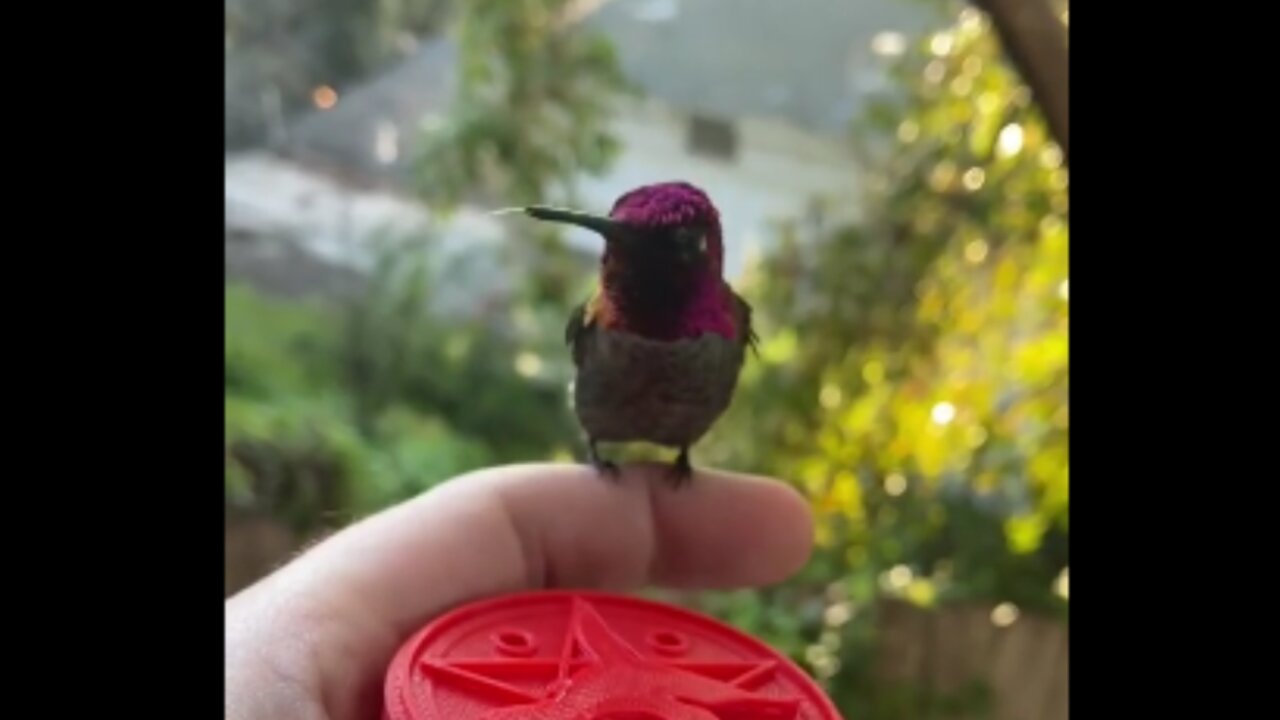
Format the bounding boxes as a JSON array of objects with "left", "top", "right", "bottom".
[{"left": 225, "top": 462, "right": 815, "bottom": 720}]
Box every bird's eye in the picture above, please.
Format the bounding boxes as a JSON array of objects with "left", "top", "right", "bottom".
[{"left": 676, "top": 227, "right": 707, "bottom": 254}]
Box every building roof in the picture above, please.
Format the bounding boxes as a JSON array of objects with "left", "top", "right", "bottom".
[
  {"left": 283, "top": 38, "right": 458, "bottom": 187},
  {"left": 583, "top": 0, "right": 938, "bottom": 134},
  {"left": 282, "top": 0, "right": 939, "bottom": 183}
]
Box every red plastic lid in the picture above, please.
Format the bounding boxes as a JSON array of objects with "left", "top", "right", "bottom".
[{"left": 382, "top": 589, "right": 842, "bottom": 720}]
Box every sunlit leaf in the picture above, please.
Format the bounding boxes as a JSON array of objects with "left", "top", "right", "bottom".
[{"left": 1004, "top": 514, "right": 1048, "bottom": 555}]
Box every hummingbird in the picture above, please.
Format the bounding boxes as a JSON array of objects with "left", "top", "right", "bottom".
[{"left": 517, "top": 181, "right": 757, "bottom": 488}]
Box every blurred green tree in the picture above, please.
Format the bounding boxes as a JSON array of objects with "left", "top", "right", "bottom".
[
  {"left": 691, "top": 3, "right": 1069, "bottom": 715},
  {"left": 226, "top": 0, "right": 627, "bottom": 573},
  {"left": 412, "top": 0, "right": 629, "bottom": 342},
  {"left": 410, "top": 0, "right": 629, "bottom": 211},
  {"left": 225, "top": 279, "right": 487, "bottom": 533},
  {"left": 225, "top": 235, "right": 579, "bottom": 542}
]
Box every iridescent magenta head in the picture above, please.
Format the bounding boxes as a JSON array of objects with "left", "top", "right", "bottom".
[
  {"left": 606, "top": 181, "right": 724, "bottom": 273},
  {"left": 521, "top": 182, "right": 732, "bottom": 340},
  {"left": 521, "top": 181, "right": 725, "bottom": 276}
]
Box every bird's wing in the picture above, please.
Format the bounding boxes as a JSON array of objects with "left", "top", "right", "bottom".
[
  {"left": 564, "top": 297, "right": 597, "bottom": 367},
  {"left": 728, "top": 288, "right": 759, "bottom": 355}
]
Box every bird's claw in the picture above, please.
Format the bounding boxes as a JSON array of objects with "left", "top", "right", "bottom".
[
  {"left": 592, "top": 458, "right": 622, "bottom": 480},
  {"left": 587, "top": 439, "right": 622, "bottom": 482},
  {"left": 664, "top": 449, "right": 694, "bottom": 490}
]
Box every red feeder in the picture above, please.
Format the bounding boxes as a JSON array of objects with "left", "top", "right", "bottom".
[{"left": 383, "top": 589, "right": 842, "bottom": 719}]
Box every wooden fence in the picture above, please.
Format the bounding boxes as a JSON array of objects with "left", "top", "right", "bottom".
[
  {"left": 225, "top": 514, "right": 296, "bottom": 596},
  {"left": 876, "top": 598, "right": 1067, "bottom": 720}
]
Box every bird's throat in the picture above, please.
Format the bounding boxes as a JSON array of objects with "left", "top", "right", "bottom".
[{"left": 598, "top": 259, "right": 728, "bottom": 341}]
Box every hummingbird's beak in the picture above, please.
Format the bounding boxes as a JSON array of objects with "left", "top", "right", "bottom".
[{"left": 520, "top": 206, "right": 639, "bottom": 244}]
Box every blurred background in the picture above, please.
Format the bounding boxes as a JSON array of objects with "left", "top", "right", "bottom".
[{"left": 225, "top": 0, "right": 1068, "bottom": 718}]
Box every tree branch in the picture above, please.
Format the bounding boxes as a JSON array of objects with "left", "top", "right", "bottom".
[{"left": 970, "top": 0, "right": 1068, "bottom": 164}]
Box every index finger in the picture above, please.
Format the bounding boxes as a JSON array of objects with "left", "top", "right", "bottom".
[{"left": 275, "top": 462, "right": 813, "bottom": 635}]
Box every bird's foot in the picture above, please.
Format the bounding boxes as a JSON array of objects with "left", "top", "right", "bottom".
[
  {"left": 587, "top": 440, "right": 622, "bottom": 481},
  {"left": 663, "top": 448, "right": 694, "bottom": 490},
  {"left": 591, "top": 457, "right": 622, "bottom": 479}
]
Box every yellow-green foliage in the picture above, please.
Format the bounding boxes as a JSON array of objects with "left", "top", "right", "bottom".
[{"left": 695, "top": 7, "right": 1069, "bottom": 709}]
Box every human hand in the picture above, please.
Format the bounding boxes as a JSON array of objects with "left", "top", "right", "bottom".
[{"left": 225, "top": 462, "right": 814, "bottom": 720}]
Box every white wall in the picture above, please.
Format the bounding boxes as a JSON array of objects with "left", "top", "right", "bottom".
[
  {"left": 225, "top": 152, "right": 509, "bottom": 266},
  {"left": 225, "top": 152, "right": 516, "bottom": 315},
  {"left": 573, "top": 96, "right": 864, "bottom": 281},
  {"left": 226, "top": 94, "right": 865, "bottom": 299}
]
